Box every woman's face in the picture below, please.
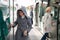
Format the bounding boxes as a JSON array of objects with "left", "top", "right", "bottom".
[
  {"left": 19, "top": 11, "right": 24, "bottom": 16},
  {"left": 48, "top": 8, "right": 51, "bottom": 12},
  {"left": 45, "top": 7, "right": 51, "bottom": 13}
]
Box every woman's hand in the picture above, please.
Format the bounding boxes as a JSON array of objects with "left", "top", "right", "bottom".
[
  {"left": 23, "top": 30, "right": 28, "bottom": 36},
  {"left": 10, "top": 23, "right": 14, "bottom": 27}
]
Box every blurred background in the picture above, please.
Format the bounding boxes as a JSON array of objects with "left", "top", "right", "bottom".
[{"left": 0, "top": 0, "right": 60, "bottom": 40}]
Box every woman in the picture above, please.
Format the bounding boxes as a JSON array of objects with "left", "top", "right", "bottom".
[
  {"left": 41, "top": 7, "right": 52, "bottom": 40},
  {"left": 11, "top": 7, "right": 32, "bottom": 40}
]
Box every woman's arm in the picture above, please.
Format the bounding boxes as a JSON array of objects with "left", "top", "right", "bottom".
[
  {"left": 43, "top": 14, "right": 48, "bottom": 31},
  {"left": 12, "top": 19, "right": 18, "bottom": 27},
  {"left": 27, "top": 18, "right": 32, "bottom": 33},
  {"left": 44, "top": 14, "right": 48, "bottom": 24}
]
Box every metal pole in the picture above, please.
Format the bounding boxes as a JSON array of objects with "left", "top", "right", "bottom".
[
  {"left": 9, "top": 0, "right": 10, "bottom": 40},
  {"left": 9, "top": 0, "right": 10, "bottom": 20},
  {"left": 13, "top": 0, "right": 14, "bottom": 40}
]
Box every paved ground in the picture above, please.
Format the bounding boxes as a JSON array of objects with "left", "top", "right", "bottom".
[
  {"left": 29, "top": 28, "right": 43, "bottom": 40},
  {"left": 7, "top": 26, "right": 43, "bottom": 40}
]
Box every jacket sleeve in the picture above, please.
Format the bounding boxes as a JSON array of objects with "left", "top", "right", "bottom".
[
  {"left": 27, "top": 18, "right": 32, "bottom": 33},
  {"left": 43, "top": 14, "right": 48, "bottom": 28},
  {"left": 44, "top": 15, "right": 47, "bottom": 23},
  {"left": 13, "top": 19, "right": 18, "bottom": 27}
]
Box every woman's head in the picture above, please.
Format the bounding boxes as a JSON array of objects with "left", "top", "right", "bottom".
[
  {"left": 45, "top": 7, "right": 51, "bottom": 13},
  {"left": 17, "top": 6, "right": 27, "bottom": 18},
  {"left": 17, "top": 9, "right": 24, "bottom": 17}
]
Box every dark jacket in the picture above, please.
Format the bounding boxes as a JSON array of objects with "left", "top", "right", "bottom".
[{"left": 14, "top": 7, "right": 32, "bottom": 40}]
